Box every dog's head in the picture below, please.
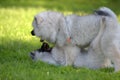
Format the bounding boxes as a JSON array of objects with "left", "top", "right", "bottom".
[
  {"left": 30, "top": 42, "right": 57, "bottom": 64},
  {"left": 38, "top": 42, "right": 52, "bottom": 52},
  {"left": 31, "top": 11, "right": 65, "bottom": 43},
  {"left": 30, "top": 42, "right": 52, "bottom": 60}
]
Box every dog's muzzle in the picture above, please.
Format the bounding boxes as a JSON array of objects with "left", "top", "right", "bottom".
[{"left": 31, "top": 30, "right": 35, "bottom": 36}]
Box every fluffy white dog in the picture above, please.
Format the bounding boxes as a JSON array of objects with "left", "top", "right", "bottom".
[
  {"left": 30, "top": 17, "right": 112, "bottom": 69},
  {"left": 31, "top": 7, "right": 120, "bottom": 71}
]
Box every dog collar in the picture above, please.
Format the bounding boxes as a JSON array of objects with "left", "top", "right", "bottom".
[{"left": 67, "top": 37, "right": 71, "bottom": 43}]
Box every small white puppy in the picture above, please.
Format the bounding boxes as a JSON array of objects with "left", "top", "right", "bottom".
[
  {"left": 31, "top": 7, "right": 120, "bottom": 71},
  {"left": 30, "top": 17, "right": 112, "bottom": 69}
]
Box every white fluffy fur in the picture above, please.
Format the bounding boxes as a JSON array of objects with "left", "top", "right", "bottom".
[
  {"left": 31, "top": 16, "right": 112, "bottom": 69},
  {"left": 32, "top": 7, "right": 120, "bottom": 71},
  {"left": 31, "top": 51, "right": 57, "bottom": 65}
]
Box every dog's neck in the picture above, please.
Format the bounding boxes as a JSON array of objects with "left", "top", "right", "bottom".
[{"left": 65, "top": 17, "right": 72, "bottom": 43}]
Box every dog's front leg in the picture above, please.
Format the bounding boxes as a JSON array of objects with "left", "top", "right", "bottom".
[{"left": 64, "top": 45, "right": 80, "bottom": 66}]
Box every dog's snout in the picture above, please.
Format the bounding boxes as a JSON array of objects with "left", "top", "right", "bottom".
[
  {"left": 30, "top": 52, "right": 35, "bottom": 59},
  {"left": 31, "top": 30, "right": 35, "bottom": 36}
]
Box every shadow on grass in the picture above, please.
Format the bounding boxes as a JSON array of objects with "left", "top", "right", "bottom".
[
  {"left": 0, "top": 0, "right": 120, "bottom": 14},
  {"left": 0, "top": 37, "right": 40, "bottom": 63}
]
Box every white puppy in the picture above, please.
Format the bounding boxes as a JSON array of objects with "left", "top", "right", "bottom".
[
  {"left": 31, "top": 7, "right": 120, "bottom": 71},
  {"left": 30, "top": 16, "right": 112, "bottom": 69}
]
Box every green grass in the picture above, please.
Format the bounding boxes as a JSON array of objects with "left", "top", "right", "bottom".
[{"left": 0, "top": 0, "right": 120, "bottom": 80}]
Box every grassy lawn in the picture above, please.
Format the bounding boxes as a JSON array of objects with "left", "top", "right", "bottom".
[{"left": 0, "top": 0, "right": 120, "bottom": 80}]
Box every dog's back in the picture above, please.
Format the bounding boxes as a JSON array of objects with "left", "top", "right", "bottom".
[{"left": 65, "top": 14, "right": 102, "bottom": 47}]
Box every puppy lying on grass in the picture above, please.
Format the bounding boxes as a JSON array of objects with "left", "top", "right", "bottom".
[{"left": 30, "top": 42, "right": 57, "bottom": 64}]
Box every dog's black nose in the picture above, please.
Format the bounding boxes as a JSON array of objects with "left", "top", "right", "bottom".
[
  {"left": 30, "top": 52, "right": 35, "bottom": 59},
  {"left": 31, "top": 30, "right": 35, "bottom": 36}
]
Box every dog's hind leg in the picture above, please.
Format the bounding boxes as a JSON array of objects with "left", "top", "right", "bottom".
[
  {"left": 100, "top": 20, "right": 120, "bottom": 72},
  {"left": 109, "top": 45, "right": 120, "bottom": 72}
]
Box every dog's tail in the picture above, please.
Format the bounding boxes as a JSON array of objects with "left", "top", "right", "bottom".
[{"left": 95, "top": 7, "right": 117, "bottom": 20}]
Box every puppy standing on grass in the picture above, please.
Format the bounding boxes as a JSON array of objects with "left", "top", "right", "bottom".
[
  {"left": 31, "top": 7, "right": 120, "bottom": 71},
  {"left": 31, "top": 10, "right": 102, "bottom": 66}
]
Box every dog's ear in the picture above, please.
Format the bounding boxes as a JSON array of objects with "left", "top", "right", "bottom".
[
  {"left": 34, "top": 16, "right": 43, "bottom": 25},
  {"left": 56, "top": 16, "right": 67, "bottom": 47}
]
